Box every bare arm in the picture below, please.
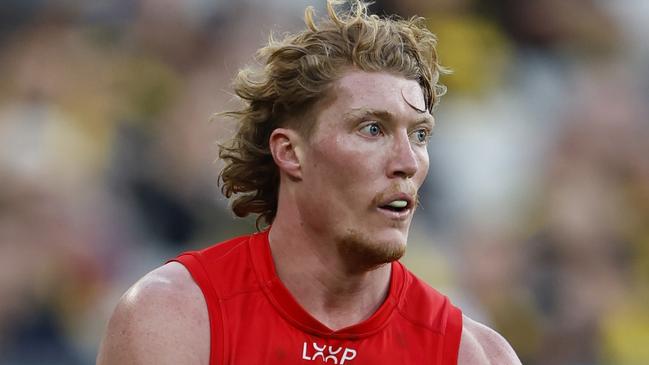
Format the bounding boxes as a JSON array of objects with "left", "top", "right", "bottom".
[
  {"left": 96, "top": 262, "right": 210, "bottom": 365},
  {"left": 458, "top": 315, "right": 521, "bottom": 365}
]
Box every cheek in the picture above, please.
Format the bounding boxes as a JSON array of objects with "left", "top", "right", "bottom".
[
  {"left": 308, "top": 140, "right": 380, "bottom": 194},
  {"left": 416, "top": 150, "right": 430, "bottom": 185},
  {"left": 309, "top": 138, "right": 348, "bottom": 172},
  {"left": 313, "top": 136, "right": 370, "bottom": 172}
]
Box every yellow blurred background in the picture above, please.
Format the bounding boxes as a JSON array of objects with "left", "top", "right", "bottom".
[{"left": 1, "top": 0, "right": 648, "bottom": 364}]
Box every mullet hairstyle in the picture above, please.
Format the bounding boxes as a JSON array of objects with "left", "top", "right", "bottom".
[{"left": 218, "top": 0, "right": 447, "bottom": 228}]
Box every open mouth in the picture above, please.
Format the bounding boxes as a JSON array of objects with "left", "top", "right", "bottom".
[
  {"left": 377, "top": 195, "right": 415, "bottom": 219},
  {"left": 379, "top": 200, "right": 410, "bottom": 213}
]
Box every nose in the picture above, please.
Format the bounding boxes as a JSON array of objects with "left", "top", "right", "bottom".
[{"left": 387, "top": 132, "right": 418, "bottom": 179}]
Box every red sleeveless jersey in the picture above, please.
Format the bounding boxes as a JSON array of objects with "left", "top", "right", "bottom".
[{"left": 172, "top": 230, "right": 462, "bottom": 365}]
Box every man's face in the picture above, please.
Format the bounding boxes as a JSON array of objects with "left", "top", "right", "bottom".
[{"left": 296, "top": 70, "right": 433, "bottom": 270}]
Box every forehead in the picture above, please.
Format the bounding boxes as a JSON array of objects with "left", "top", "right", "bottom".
[{"left": 330, "top": 70, "right": 427, "bottom": 116}]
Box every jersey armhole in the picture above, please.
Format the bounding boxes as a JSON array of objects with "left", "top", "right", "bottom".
[
  {"left": 170, "top": 253, "right": 225, "bottom": 365},
  {"left": 441, "top": 304, "right": 463, "bottom": 365}
]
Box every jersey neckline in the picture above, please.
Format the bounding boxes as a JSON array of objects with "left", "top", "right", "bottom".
[{"left": 248, "top": 229, "right": 406, "bottom": 339}]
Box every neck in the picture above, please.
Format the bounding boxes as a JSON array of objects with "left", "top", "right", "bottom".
[{"left": 268, "top": 218, "right": 392, "bottom": 331}]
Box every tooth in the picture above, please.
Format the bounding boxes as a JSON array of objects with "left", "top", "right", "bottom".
[{"left": 387, "top": 200, "right": 407, "bottom": 208}]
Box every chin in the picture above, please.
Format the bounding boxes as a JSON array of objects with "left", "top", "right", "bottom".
[{"left": 335, "top": 228, "right": 408, "bottom": 271}]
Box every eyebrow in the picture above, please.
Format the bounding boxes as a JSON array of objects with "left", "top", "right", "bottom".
[{"left": 342, "top": 108, "right": 435, "bottom": 128}]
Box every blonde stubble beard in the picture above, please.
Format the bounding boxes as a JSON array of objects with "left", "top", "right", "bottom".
[
  {"left": 334, "top": 188, "right": 420, "bottom": 273},
  {"left": 335, "top": 228, "right": 407, "bottom": 274}
]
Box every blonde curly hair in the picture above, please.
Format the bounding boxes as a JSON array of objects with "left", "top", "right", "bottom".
[{"left": 219, "top": 0, "right": 447, "bottom": 228}]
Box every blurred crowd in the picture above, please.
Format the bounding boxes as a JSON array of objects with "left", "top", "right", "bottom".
[{"left": 1, "top": 0, "right": 648, "bottom": 364}]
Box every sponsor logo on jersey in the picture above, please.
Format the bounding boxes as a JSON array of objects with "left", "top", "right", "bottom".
[{"left": 301, "top": 341, "right": 357, "bottom": 364}]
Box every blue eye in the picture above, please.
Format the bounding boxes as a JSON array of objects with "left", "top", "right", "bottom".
[
  {"left": 412, "top": 129, "right": 430, "bottom": 144},
  {"left": 360, "top": 123, "right": 382, "bottom": 137}
]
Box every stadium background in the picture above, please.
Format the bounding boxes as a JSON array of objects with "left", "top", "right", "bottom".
[{"left": 1, "top": 0, "right": 648, "bottom": 364}]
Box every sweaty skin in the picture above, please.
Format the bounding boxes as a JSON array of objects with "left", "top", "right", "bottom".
[
  {"left": 97, "top": 71, "right": 522, "bottom": 365},
  {"left": 401, "top": 87, "right": 427, "bottom": 113}
]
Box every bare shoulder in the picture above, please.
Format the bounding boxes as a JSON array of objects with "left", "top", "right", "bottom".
[
  {"left": 96, "top": 262, "right": 210, "bottom": 365},
  {"left": 458, "top": 315, "right": 521, "bottom": 365}
]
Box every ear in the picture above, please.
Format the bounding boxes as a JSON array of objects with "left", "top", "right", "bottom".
[{"left": 269, "top": 128, "right": 303, "bottom": 181}]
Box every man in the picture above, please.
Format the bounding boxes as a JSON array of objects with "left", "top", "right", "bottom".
[{"left": 97, "top": 1, "right": 521, "bottom": 364}]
